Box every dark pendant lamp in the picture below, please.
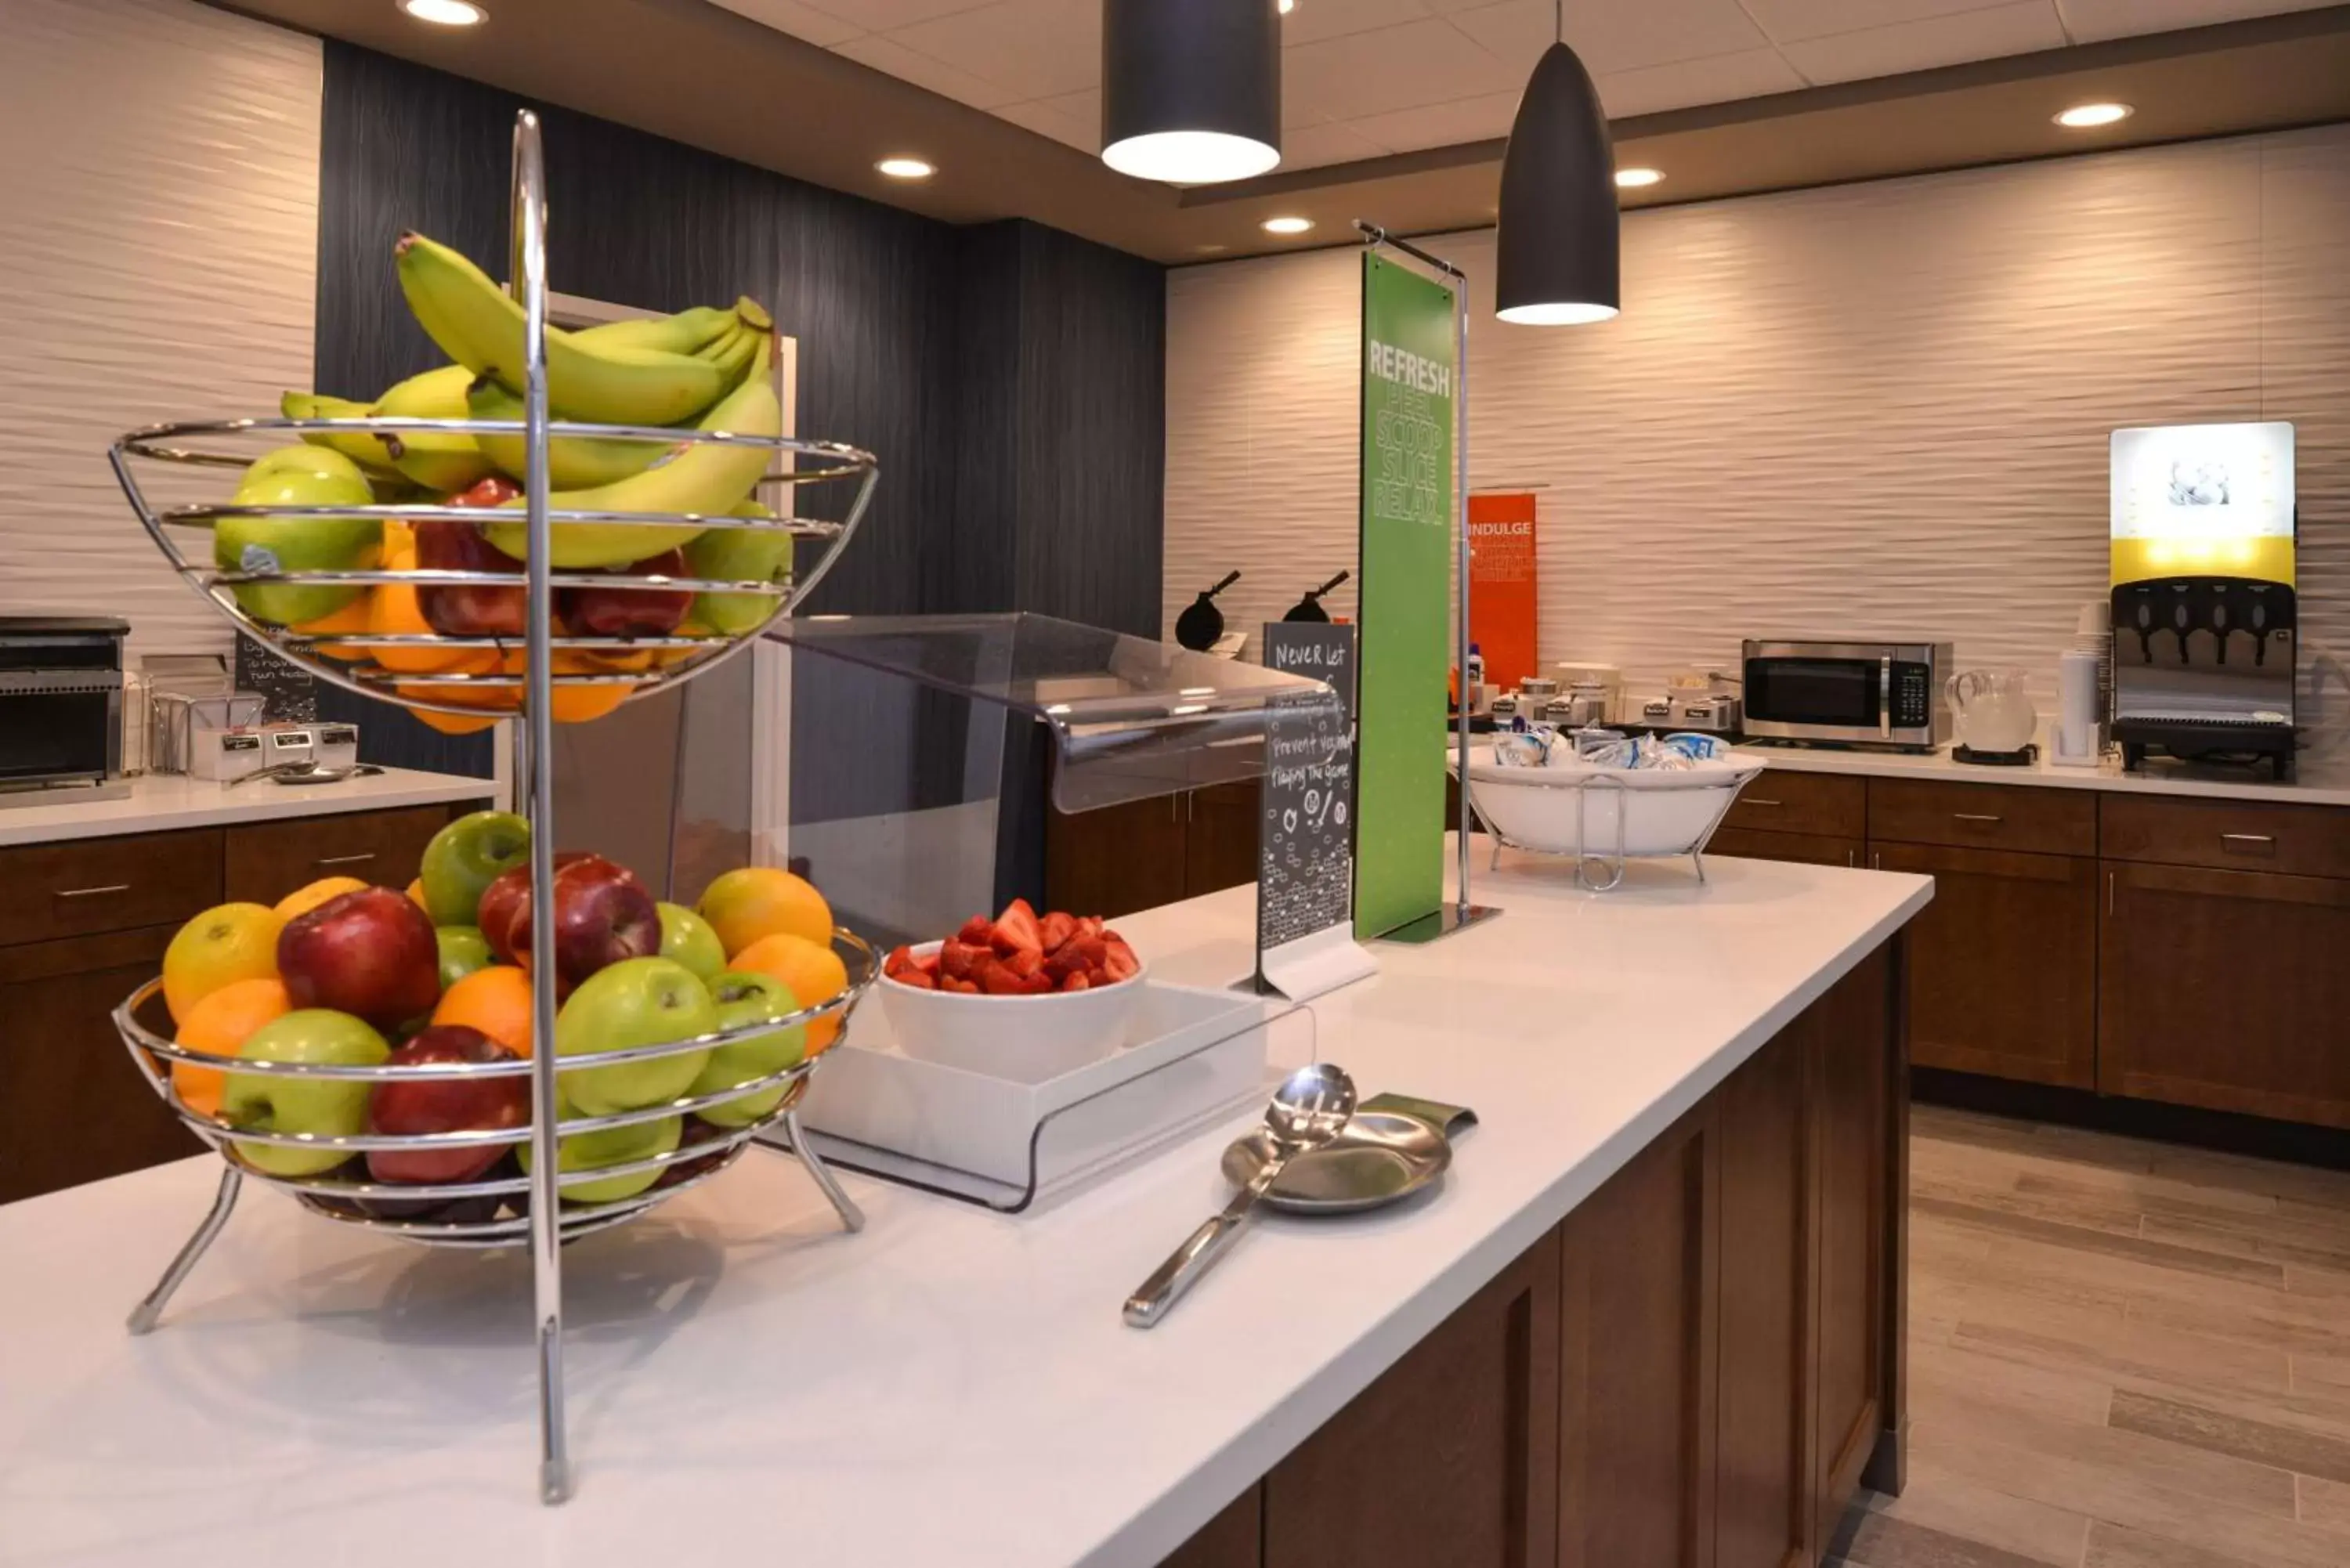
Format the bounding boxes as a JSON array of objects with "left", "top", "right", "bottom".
[
  {"left": 1101, "top": 0, "right": 1282, "bottom": 185},
  {"left": 1495, "top": 1, "right": 1620, "bottom": 325}
]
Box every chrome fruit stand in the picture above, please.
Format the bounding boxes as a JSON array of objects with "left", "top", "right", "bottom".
[{"left": 101, "top": 110, "right": 879, "bottom": 1504}]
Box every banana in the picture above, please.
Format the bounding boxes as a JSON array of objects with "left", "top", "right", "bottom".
[
  {"left": 375, "top": 363, "right": 497, "bottom": 494},
  {"left": 700, "top": 320, "right": 767, "bottom": 399},
  {"left": 396, "top": 233, "right": 729, "bottom": 426},
  {"left": 572, "top": 305, "right": 739, "bottom": 358},
  {"left": 467, "top": 375, "right": 673, "bottom": 490},
  {"left": 484, "top": 367, "right": 780, "bottom": 568},
  {"left": 282, "top": 391, "right": 403, "bottom": 480},
  {"left": 685, "top": 500, "right": 794, "bottom": 635}
]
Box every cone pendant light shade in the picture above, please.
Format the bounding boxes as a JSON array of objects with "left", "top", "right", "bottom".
[
  {"left": 1495, "top": 41, "right": 1620, "bottom": 325},
  {"left": 1101, "top": 0, "right": 1282, "bottom": 184}
]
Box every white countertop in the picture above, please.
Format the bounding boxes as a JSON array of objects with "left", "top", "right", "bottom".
[
  {"left": 1737, "top": 737, "right": 2350, "bottom": 807},
  {"left": 0, "top": 768, "right": 496, "bottom": 847},
  {"left": 0, "top": 851, "right": 1929, "bottom": 1568}
]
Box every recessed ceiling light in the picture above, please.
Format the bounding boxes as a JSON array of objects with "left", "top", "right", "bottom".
[
  {"left": 397, "top": 0, "right": 486, "bottom": 24},
  {"left": 1614, "top": 167, "right": 1664, "bottom": 188},
  {"left": 1278, "top": 0, "right": 1295, "bottom": 11},
  {"left": 2055, "top": 102, "right": 2133, "bottom": 128},
  {"left": 1261, "top": 215, "right": 1314, "bottom": 235},
  {"left": 875, "top": 157, "right": 935, "bottom": 179}
]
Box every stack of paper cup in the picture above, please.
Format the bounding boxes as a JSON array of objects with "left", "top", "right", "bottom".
[{"left": 2053, "top": 649, "right": 2104, "bottom": 766}]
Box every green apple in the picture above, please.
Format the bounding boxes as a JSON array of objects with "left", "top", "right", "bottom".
[
  {"left": 684, "top": 502, "right": 792, "bottom": 635},
  {"left": 686, "top": 970, "right": 807, "bottom": 1127},
  {"left": 214, "top": 446, "right": 381, "bottom": 625},
  {"left": 517, "top": 1112, "right": 682, "bottom": 1205},
  {"left": 656, "top": 901, "right": 726, "bottom": 983},
  {"left": 419, "top": 810, "right": 531, "bottom": 927},
  {"left": 436, "top": 925, "right": 495, "bottom": 990},
  {"left": 553, "top": 956, "right": 717, "bottom": 1115},
  {"left": 219, "top": 1009, "right": 389, "bottom": 1176}
]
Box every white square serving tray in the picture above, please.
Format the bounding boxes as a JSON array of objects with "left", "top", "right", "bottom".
[{"left": 791, "top": 979, "right": 1284, "bottom": 1208}]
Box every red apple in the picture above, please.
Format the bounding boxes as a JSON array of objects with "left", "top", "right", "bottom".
[
  {"left": 559, "top": 548, "right": 692, "bottom": 638},
  {"left": 476, "top": 851, "right": 589, "bottom": 963},
  {"left": 499, "top": 854, "right": 660, "bottom": 989},
  {"left": 416, "top": 477, "right": 526, "bottom": 637},
  {"left": 278, "top": 887, "right": 440, "bottom": 1029},
  {"left": 365, "top": 1025, "right": 528, "bottom": 1184}
]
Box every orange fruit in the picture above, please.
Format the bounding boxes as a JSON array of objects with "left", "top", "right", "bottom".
[
  {"left": 161, "top": 902, "right": 282, "bottom": 1024},
  {"left": 290, "top": 594, "right": 374, "bottom": 662},
  {"left": 728, "top": 934, "right": 848, "bottom": 1053},
  {"left": 432, "top": 963, "right": 534, "bottom": 1057},
  {"left": 274, "top": 875, "right": 368, "bottom": 921},
  {"left": 405, "top": 877, "right": 431, "bottom": 913},
  {"left": 409, "top": 703, "right": 500, "bottom": 735},
  {"left": 171, "top": 977, "right": 291, "bottom": 1117},
  {"left": 696, "top": 866, "right": 832, "bottom": 956}
]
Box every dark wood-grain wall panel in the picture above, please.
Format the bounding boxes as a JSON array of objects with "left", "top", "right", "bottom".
[
  {"left": 1265, "top": 1230, "right": 1560, "bottom": 1568},
  {"left": 1558, "top": 1104, "right": 1718, "bottom": 1568}
]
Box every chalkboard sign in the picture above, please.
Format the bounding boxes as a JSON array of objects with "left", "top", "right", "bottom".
[
  {"left": 234, "top": 633, "right": 316, "bottom": 722},
  {"left": 1256, "top": 686, "right": 1354, "bottom": 954},
  {"left": 1263, "top": 623, "right": 1355, "bottom": 719}
]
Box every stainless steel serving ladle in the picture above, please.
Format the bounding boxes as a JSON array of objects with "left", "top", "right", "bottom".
[{"left": 1123, "top": 1063, "right": 1358, "bottom": 1328}]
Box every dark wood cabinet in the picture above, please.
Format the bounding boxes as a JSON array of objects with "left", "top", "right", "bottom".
[
  {"left": 0, "top": 829, "right": 221, "bottom": 948},
  {"left": 1707, "top": 826, "right": 1864, "bottom": 869},
  {"left": 1048, "top": 782, "right": 1264, "bottom": 918},
  {"left": 1184, "top": 781, "right": 1262, "bottom": 899},
  {"left": 1559, "top": 1102, "right": 1718, "bottom": 1568},
  {"left": 1866, "top": 779, "right": 2095, "bottom": 858},
  {"left": 1267, "top": 1232, "right": 1561, "bottom": 1568},
  {"left": 1719, "top": 773, "right": 1866, "bottom": 841},
  {"left": 2100, "top": 861, "right": 2350, "bottom": 1129},
  {"left": 1870, "top": 841, "right": 2098, "bottom": 1089},
  {"left": 1162, "top": 1488, "right": 1262, "bottom": 1568},
  {"left": 224, "top": 803, "right": 472, "bottom": 906},
  {"left": 0, "top": 924, "right": 204, "bottom": 1205}
]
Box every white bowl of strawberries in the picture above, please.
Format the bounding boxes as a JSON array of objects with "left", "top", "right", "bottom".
[{"left": 878, "top": 900, "right": 1145, "bottom": 1081}]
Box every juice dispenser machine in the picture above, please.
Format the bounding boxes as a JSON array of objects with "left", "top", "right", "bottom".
[{"left": 2110, "top": 421, "right": 2298, "bottom": 778}]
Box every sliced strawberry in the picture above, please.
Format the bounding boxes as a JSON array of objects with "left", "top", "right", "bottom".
[
  {"left": 992, "top": 898, "right": 1043, "bottom": 954},
  {"left": 1001, "top": 946, "right": 1044, "bottom": 980},
  {"left": 1039, "top": 911, "right": 1076, "bottom": 951},
  {"left": 1102, "top": 938, "right": 1140, "bottom": 982},
  {"left": 1060, "top": 971, "right": 1090, "bottom": 992},
  {"left": 913, "top": 949, "right": 941, "bottom": 974},
  {"left": 1074, "top": 915, "right": 1104, "bottom": 940},
  {"left": 1047, "top": 934, "right": 1106, "bottom": 979},
  {"left": 884, "top": 945, "right": 916, "bottom": 977},
  {"left": 897, "top": 967, "right": 937, "bottom": 990},
  {"left": 956, "top": 915, "right": 995, "bottom": 947},
  {"left": 939, "top": 939, "right": 985, "bottom": 980},
  {"left": 943, "top": 976, "right": 980, "bottom": 995},
  {"left": 980, "top": 963, "right": 1047, "bottom": 995}
]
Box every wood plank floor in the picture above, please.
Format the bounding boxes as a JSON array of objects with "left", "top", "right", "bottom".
[{"left": 1829, "top": 1103, "right": 2350, "bottom": 1568}]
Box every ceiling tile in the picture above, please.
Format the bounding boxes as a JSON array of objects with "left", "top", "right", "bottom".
[
  {"left": 1284, "top": 18, "right": 1522, "bottom": 123},
  {"left": 831, "top": 32, "right": 1024, "bottom": 108},
  {"left": 2055, "top": 0, "right": 2343, "bottom": 43},
  {"left": 707, "top": 0, "right": 868, "bottom": 47},
  {"left": 993, "top": 93, "right": 1096, "bottom": 150},
  {"left": 1279, "top": 0, "right": 1434, "bottom": 45},
  {"left": 1741, "top": 0, "right": 2052, "bottom": 45},
  {"left": 1281, "top": 119, "right": 1396, "bottom": 167},
  {"left": 797, "top": 0, "right": 1000, "bottom": 28},
  {"left": 1779, "top": 0, "right": 2068, "bottom": 83},
  {"left": 1343, "top": 89, "right": 1521, "bottom": 151},
  {"left": 883, "top": 0, "right": 1101, "bottom": 102},
  {"left": 1449, "top": 0, "right": 1774, "bottom": 75},
  {"left": 1594, "top": 47, "right": 1809, "bottom": 117}
]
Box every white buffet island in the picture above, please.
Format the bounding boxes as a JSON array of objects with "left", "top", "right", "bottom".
[{"left": 0, "top": 849, "right": 1930, "bottom": 1568}]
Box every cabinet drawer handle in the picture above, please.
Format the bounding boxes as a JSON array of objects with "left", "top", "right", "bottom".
[
  {"left": 53, "top": 883, "right": 132, "bottom": 899},
  {"left": 1846, "top": 848, "right": 1856, "bottom": 868},
  {"left": 2220, "top": 833, "right": 2276, "bottom": 851},
  {"left": 1952, "top": 813, "right": 2003, "bottom": 825},
  {"left": 313, "top": 851, "right": 377, "bottom": 867},
  {"left": 1741, "top": 798, "right": 1783, "bottom": 808},
  {"left": 2108, "top": 870, "right": 2116, "bottom": 917},
  {"left": 1871, "top": 851, "right": 1882, "bottom": 870}
]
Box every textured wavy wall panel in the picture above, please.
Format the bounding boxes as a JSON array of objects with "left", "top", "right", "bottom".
[
  {"left": 1166, "top": 128, "right": 2350, "bottom": 721},
  {"left": 0, "top": 0, "right": 320, "bottom": 654}
]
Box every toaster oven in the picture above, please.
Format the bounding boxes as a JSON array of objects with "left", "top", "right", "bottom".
[
  {"left": 1741, "top": 639, "right": 1953, "bottom": 751},
  {"left": 0, "top": 616, "right": 128, "bottom": 788}
]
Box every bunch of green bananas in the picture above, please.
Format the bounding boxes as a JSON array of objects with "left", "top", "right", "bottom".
[{"left": 256, "top": 231, "right": 787, "bottom": 615}]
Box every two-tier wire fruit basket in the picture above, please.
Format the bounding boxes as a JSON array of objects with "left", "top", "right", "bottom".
[{"left": 103, "top": 109, "right": 877, "bottom": 1504}]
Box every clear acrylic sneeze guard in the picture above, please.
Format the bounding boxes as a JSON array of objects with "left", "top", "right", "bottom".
[{"left": 678, "top": 612, "right": 1344, "bottom": 1212}]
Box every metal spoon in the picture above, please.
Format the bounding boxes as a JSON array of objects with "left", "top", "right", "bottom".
[
  {"left": 228, "top": 761, "right": 384, "bottom": 788},
  {"left": 1123, "top": 1063, "right": 1358, "bottom": 1328}
]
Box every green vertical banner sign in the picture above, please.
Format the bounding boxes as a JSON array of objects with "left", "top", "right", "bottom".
[{"left": 1354, "top": 251, "right": 1455, "bottom": 939}]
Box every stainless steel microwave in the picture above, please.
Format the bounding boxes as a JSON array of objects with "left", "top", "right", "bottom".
[
  {"left": 1741, "top": 639, "right": 1954, "bottom": 751},
  {"left": 0, "top": 616, "right": 128, "bottom": 787}
]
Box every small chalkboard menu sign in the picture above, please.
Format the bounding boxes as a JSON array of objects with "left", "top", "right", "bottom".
[
  {"left": 1255, "top": 624, "right": 1377, "bottom": 999},
  {"left": 234, "top": 634, "right": 317, "bottom": 723}
]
